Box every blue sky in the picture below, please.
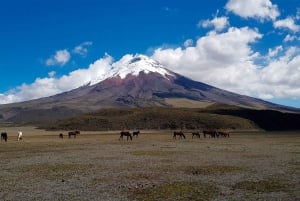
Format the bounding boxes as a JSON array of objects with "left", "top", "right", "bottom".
[{"left": 0, "top": 0, "right": 300, "bottom": 108}]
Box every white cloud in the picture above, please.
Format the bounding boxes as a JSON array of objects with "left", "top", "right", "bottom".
[
  {"left": 260, "top": 47, "right": 300, "bottom": 98},
  {"left": 225, "top": 0, "right": 280, "bottom": 21},
  {"left": 73, "top": 41, "right": 93, "bottom": 57},
  {"left": 267, "top": 45, "right": 283, "bottom": 59},
  {"left": 200, "top": 16, "right": 229, "bottom": 31},
  {"left": 296, "top": 8, "right": 300, "bottom": 20},
  {"left": 283, "top": 34, "right": 297, "bottom": 42},
  {"left": 274, "top": 17, "right": 300, "bottom": 32},
  {"left": 0, "top": 55, "right": 113, "bottom": 104},
  {"left": 153, "top": 26, "right": 262, "bottom": 73},
  {"left": 48, "top": 71, "right": 56, "bottom": 78},
  {"left": 152, "top": 26, "right": 300, "bottom": 100},
  {"left": 46, "top": 49, "right": 71, "bottom": 66},
  {"left": 183, "top": 39, "right": 193, "bottom": 48}
]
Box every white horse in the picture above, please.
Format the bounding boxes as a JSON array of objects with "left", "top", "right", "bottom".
[{"left": 17, "top": 131, "right": 23, "bottom": 141}]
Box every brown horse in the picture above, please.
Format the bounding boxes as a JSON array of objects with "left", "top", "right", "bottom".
[
  {"left": 119, "top": 131, "right": 132, "bottom": 141},
  {"left": 68, "top": 130, "right": 80, "bottom": 138},
  {"left": 203, "top": 130, "right": 217, "bottom": 138},
  {"left": 192, "top": 132, "right": 201, "bottom": 139},
  {"left": 218, "top": 130, "right": 230, "bottom": 137},
  {"left": 173, "top": 131, "right": 186, "bottom": 139},
  {"left": 1, "top": 132, "right": 7, "bottom": 142}
]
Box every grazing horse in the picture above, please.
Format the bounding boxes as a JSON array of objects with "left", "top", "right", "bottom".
[
  {"left": 68, "top": 130, "right": 80, "bottom": 138},
  {"left": 119, "top": 131, "right": 132, "bottom": 141},
  {"left": 59, "top": 133, "right": 64, "bottom": 139},
  {"left": 203, "top": 130, "right": 217, "bottom": 138},
  {"left": 132, "top": 130, "right": 140, "bottom": 137},
  {"left": 17, "top": 131, "right": 23, "bottom": 141},
  {"left": 192, "top": 132, "right": 201, "bottom": 139},
  {"left": 173, "top": 131, "right": 186, "bottom": 139},
  {"left": 1, "top": 132, "right": 8, "bottom": 142},
  {"left": 218, "top": 130, "right": 230, "bottom": 137}
]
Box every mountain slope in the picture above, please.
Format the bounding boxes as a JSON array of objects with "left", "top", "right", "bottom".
[{"left": 0, "top": 55, "right": 299, "bottom": 125}]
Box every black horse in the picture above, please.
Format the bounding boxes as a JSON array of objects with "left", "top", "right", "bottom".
[
  {"left": 119, "top": 131, "right": 132, "bottom": 141},
  {"left": 59, "top": 133, "right": 64, "bottom": 139},
  {"left": 132, "top": 130, "right": 140, "bottom": 138},
  {"left": 203, "top": 130, "right": 217, "bottom": 138},
  {"left": 173, "top": 131, "right": 186, "bottom": 139},
  {"left": 1, "top": 132, "right": 8, "bottom": 142},
  {"left": 192, "top": 132, "right": 201, "bottom": 139},
  {"left": 68, "top": 130, "right": 80, "bottom": 138}
]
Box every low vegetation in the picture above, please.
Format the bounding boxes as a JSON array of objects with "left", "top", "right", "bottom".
[
  {"left": 182, "top": 165, "right": 246, "bottom": 175},
  {"left": 127, "top": 181, "right": 219, "bottom": 201},
  {"left": 232, "top": 178, "right": 289, "bottom": 193}
]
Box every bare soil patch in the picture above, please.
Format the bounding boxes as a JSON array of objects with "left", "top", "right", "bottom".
[{"left": 0, "top": 127, "right": 299, "bottom": 201}]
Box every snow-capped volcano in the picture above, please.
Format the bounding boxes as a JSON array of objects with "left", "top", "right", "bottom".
[
  {"left": 90, "top": 54, "right": 174, "bottom": 85},
  {"left": 1, "top": 54, "right": 298, "bottom": 125}
]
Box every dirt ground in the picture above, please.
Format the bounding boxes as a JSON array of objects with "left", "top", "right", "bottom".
[{"left": 0, "top": 127, "right": 299, "bottom": 201}]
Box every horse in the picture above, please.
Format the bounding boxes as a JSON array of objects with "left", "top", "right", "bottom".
[
  {"left": 203, "top": 130, "right": 217, "bottom": 138},
  {"left": 132, "top": 130, "right": 140, "bottom": 138},
  {"left": 192, "top": 132, "right": 201, "bottom": 139},
  {"left": 17, "top": 131, "right": 23, "bottom": 141},
  {"left": 1, "top": 132, "right": 7, "bottom": 142},
  {"left": 173, "top": 131, "right": 186, "bottom": 139},
  {"left": 68, "top": 130, "right": 80, "bottom": 138},
  {"left": 218, "top": 130, "right": 230, "bottom": 137},
  {"left": 119, "top": 131, "right": 132, "bottom": 141},
  {"left": 59, "top": 133, "right": 64, "bottom": 139}
]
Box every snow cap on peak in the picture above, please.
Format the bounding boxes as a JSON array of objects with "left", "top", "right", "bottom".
[
  {"left": 110, "top": 54, "right": 173, "bottom": 79},
  {"left": 89, "top": 54, "right": 174, "bottom": 85}
]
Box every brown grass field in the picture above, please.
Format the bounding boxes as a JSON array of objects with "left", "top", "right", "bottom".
[{"left": 0, "top": 127, "right": 299, "bottom": 201}]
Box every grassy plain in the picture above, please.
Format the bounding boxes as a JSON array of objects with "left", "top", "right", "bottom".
[{"left": 0, "top": 127, "right": 299, "bottom": 201}]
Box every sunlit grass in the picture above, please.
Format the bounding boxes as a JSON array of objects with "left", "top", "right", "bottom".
[
  {"left": 130, "top": 150, "right": 177, "bottom": 156},
  {"left": 232, "top": 178, "right": 289, "bottom": 193},
  {"left": 182, "top": 165, "right": 246, "bottom": 175},
  {"left": 21, "top": 163, "right": 94, "bottom": 180},
  {"left": 127, "top": 181, "right": 219, "bottom": 201}
]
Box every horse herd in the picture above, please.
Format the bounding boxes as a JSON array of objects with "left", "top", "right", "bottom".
[
  {"left": 118, "top": 130, "right": 229, "bottom": 141},
  {"left": 119, "top": 130, "right": 140, "bottom": 141},
  {"left": 58, "top": 130, "right": 81, "bottom": 139},
  {"left": 173, "top": 130, "right": 230, "bottom": 139},
  {"left": 1, "top": 129, "right": 229, "bottom": 143}
]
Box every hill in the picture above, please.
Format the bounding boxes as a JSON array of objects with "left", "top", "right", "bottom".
[{"left": 42, "top": 104, "right": 300, "bottom": 131}]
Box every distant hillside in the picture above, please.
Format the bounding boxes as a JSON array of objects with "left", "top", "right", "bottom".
[{"left": 42, "top": 105, "right": 300, "bottom": 131}]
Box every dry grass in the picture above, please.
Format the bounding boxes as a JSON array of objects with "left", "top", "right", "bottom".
[
  {"left": 232, "top": 178, "right": 289, "bottom": 193},
  {"left": 182, "top": 165, "right": 246, "bottom": 175},
  {"left": 127, "top": 181, "right": 219, "bottom": 201},
  {"left": 130, "top": 150, "right": 177, "bottom": 156},
  {"left": 0, "top": 127, "right": 299, "bottom": 201}
]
